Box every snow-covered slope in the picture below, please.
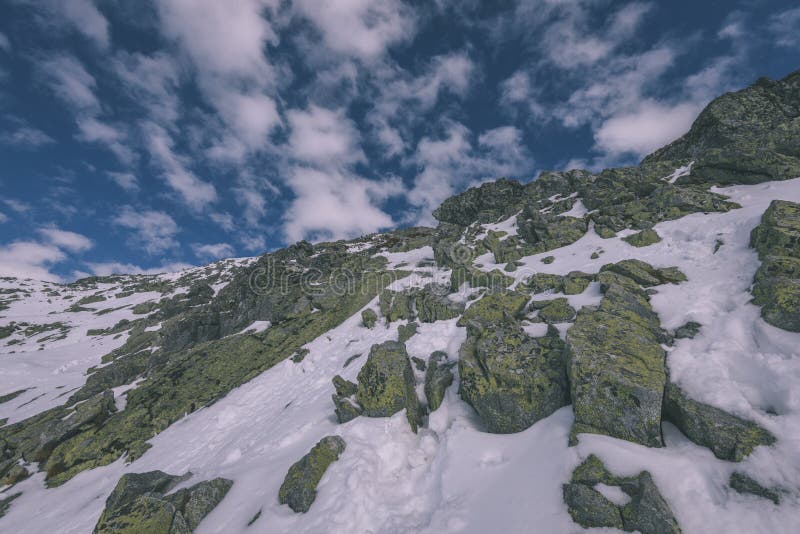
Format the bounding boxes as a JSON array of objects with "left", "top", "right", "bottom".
[{"left": 1, "top": 178, "right": 799, "bottom": 533}]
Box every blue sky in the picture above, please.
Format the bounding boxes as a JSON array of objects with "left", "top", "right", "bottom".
[{"left": 0, "top": 0, "right": 798, "bottom": 282}]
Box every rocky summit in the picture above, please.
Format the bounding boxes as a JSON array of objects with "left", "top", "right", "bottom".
[{"left": 1, "top": 71, "right": 800, "bottom": 533}]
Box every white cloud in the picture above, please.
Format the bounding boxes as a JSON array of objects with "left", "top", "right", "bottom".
[
  {"left": 113, "top": 206, "right": 180, "bottom": 255},
  {"left": 209, "top": 212, "right": 235, "bottom": 232},
  {"left": 40, "top": 55, "right": 99, "bottom": 113},
  {"left": 85, "top": 261, "right": 194, "bottom": 277},
  {"left": 111, "top": 52, "right": 181, "bottom": 125},
  {"left": 0, "top": 32, "right": 10, "bottom": 52},
  {"left": 42, "top": 0, "right": 110, "bottom": 49},
  {"left": 408, "top": 122, "right": 533, "bottom": 224},
  {"left": 37, "top": 228, "right": 93, "bottom": 252},
  {"left": 107, "top": 172, "right": 139, "bottom": 192},
  {"left": 594, "top": 100, "right": 700, "bottom": 158},
  {"left": 192, "top": 242, "right": 235, "bottom": 261},
  {"left": 287, "top": 105, "right": 365, "bottom": 167},
  {"left": 294, "top": 0, "right": 416, "bottom": 60},
  {"left": 144, "top": 123, "right": 218, "bottom": 210},
  {"left": 770, "top": 7, "right": 800, "bottom": 48},
  {"left": 0, "top": 212, "right": 7, "bottom": 223},
  {"left": 0, "top": 241, "right": 65, "bottom": 281},
  {"left": 76, "top": 118, "right": 136, "bottom": 164},
  {"left": 3, "top": 199, "right": 31, "bottom": 213},
  {"left": 283, "top": 168, "right": 403, "bottom": 242},
  {"left": 0, "top": 126, "right": 54, "bottom": 148}
]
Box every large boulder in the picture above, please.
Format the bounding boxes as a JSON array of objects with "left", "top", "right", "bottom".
[
  {"left": 356, "top": 341, "right": 421, "bottom": 432},
  {"left": 567, "top": 271, "right": 668, "bottom": 447},
  {"left": 380, "top": 285, "right": 464, "bottom": 324},
  {"left": 457, "top": 290, "right": 529, "bottom": 327},
  {"left": 518, "top": 211, "right": 588, "bottom": 254},
  {"left": 750, "top": 200, "right": 800, "bottom": 331},
  {"left": 459, "top": 321, "right": 569, "bottom": 434},
  {"left": 93, "top": 471, "right": 232, "bottom": 533},
  {"left": 331, "top": 375, "right": 361, "bottom": 424},
  {"left": 278, "top": 436, "right": 346, "bottom": 513},
  {"left": 662, "top": 382, "right": 775, "bottom": 461},
  {"left": 564, "top": 455, "right": 681, "bottom": 534},
  {"left": 600, "top": 259, "right": 687, "bottom": 287}
]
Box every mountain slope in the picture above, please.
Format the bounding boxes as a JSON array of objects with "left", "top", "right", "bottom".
[{"left": 1, "top": 71, "right": 800, "bottom": 533}]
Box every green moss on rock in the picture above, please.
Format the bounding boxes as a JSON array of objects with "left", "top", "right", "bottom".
[
  {"left": 356, "top": 341, "right": 420, "bottom": 432},
  {"left": 361, "top": 309, "right": 378, "bottom": 329},
  {"left": 424, "top": 351, "right": 454, "bottom": 412},
  {"left": 278, "top": 436, "right": 346, "bottom": 513},
  {"left": 457, "top": 290, "right": 529, "bottom": 327},
  {"left": 623, "top": 228, "right": 662, "bottom": 247}
]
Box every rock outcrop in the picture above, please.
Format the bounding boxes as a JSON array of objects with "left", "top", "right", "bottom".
[
  {"left": 424, "top": 351, "right": 455, "bottom": 412},
  {"left": 279, "top": 436, "right": 346, "bottom": 513}
]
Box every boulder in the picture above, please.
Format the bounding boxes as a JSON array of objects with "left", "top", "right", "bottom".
[
  {"left": 457, "top": 290, "right": 529, "bottom": 327},
  {"left": 567, "top": 272, "right": 667, "bottom": 447},
  {"left": 94, "top": 471, "right": 232, "bottom": 533},
  {"left": 424, "top": 351, "right": 455, "bottom": 412},
  {"left": 361, "top": 309, "right": 378, "bottom": 329},
  {"left": 459, "top": 321, "right": 569, "bottom": 433},
  {"left": 674, "top": 321, "right": 701, "bottom": 339},
  {"left": 600, "top": 260, "right": 687, "bottom": 287},
  {"left": 380, "top": 285, "right": 464, "bottom": 324},
  {"left": 397, "top": 322, "right": 418, "bottom": 343},
  {"left": 729, "top": 472, "right": 782, "bottom": 505},
  {"left": 356, "top": 341, "right": 421, "bottom": 432},
  {"left": 662, "top": 382, "right": 775, "bottom": 461},
  {"left": 531, "top": 298, "right": 576, "bottom": 323},
  {"left": 279, "top": 436, "right": 345, "bottom": 513},
  {"left": 624, "top": 229, "right": 662, "bottom": 247}
]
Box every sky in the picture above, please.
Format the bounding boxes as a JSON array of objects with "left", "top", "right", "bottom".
[{"left": 0, "top": 0, "right": 798, "bottom": 282}]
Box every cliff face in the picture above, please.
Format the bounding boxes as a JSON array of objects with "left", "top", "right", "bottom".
[{"left": 1, "top": 71, "right": 800, "bottom": 534}]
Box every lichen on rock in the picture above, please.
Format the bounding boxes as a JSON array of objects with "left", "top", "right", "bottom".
[{"left": 278, "top": 436, "right": 346, "bottom": 513}]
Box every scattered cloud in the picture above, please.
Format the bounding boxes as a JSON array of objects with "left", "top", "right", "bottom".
[
  {"left": 0, "top": 125, "right": 55, "bottom": 148},
  {"left": 36, "top": 0, "right": 111, "bottom": 49},
  {"left": 113, "top": 206, "right": 180, "bottom": 255},
  {"left": 0, "top": 212, "right": 7, "bottom": 223},
  {"left": 287, "top": 105, "right": 365, "bottom": 167},
  {"left": 0, "top": 32, "right": 10, "bottom": 52},
  {"left": 39, "top": 54, "right": 100, "bottom": 113},
  {"left": 107, "top": 172, "right": 139, "bottom": 192},
  {"left": 3, "top": 199, "right": 31, "bottom": 213},
  {"left": 37, "top": 227, "right": 93, "bottom": 252},
  {"left": 0, "top": 241, "right": 66, "bottom": 281},
  {"left": 85, "top": 260, "right": 194, "bottom": 277},
  {"left": 770, "top": 7, "right": 800, "bottom": 48},
  {"left": 192, "top": 242, "right": 235, "bottom": 261}
]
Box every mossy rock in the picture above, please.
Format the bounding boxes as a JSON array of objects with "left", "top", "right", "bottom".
[
  {"left": 600, "top": 259, "right": 687, "bottom": 287},
  {"left": 398, "top": 322, "right": 419, "bottom": 343},
  {"left": 424, "top": 351, "right": 455, "bottom": 412},
  {"left": 525, "top": 272, "right": 564, "bottom": 294},
  {"left": 450, "top": 267, "right": 514, "bottom": 291},
  {"left": 361, "top": 309, "right": 378, "bottom": 329},
  {"left": 567, "top": 273, "right": 667, "bottom": 447},
  {"left": 380, "top": 285, "right": 464, "bottom": 324},
  {"left": 531, "top": 298, "right": 576, "bottom": 323},
  {"left": 458, "top": 290, "right": 529, "bottom": 327},
  {"left": 278, "top": 436, "right": 346, "bottom": 513},
  {"left": 623, "top": 228, "right": 662, "bottom": 247},
  {"left": 541, "top": 255, "right": 555, "bottom": 264},
  {"left": 356, "top": 341, "right": 420, "bottom": 432},
  {"left": 563, "top": 271, "right": 593, "bottom": 295},
  {"left": 662, "top": 382, "right": 775, "bottom": 461},
  {"left": 94, "top": 471, "right": 232, "bottom": 533},
  {"left": 674, "top": 321, "right": 701, "bottom": 339},
  {"left": 564, "top": 455, "right": 681, "bottom": 534},
  {"left": 459, "top": 321, "right": 569, "bottom": 433}
]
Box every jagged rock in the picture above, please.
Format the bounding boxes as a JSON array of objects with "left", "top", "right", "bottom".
[
  {"left": 624, "top": 228, "right": 662, "bottom": 247},
  {"left": 279, "top": 436, "right": 346, "bottom": 513},
  {"left": 332, "top": 375, "right": 357, "bottom": 397},
  {"left": 674, "top": 321, "right": 701, "bottom": 339},
  {"left": 564, "top": 455, "right": 681, "bottom": 534},
  {"left": 380, "top": 285, "right": 464, "bottom": 324},
  {"left": 457, "top": 290, "right": 529, "bottom": 327},
  {"left": 459, "top": 321, "right": 569, "bottom": 433},
  {"left": 411, "top": 356, "right": 427, "bottom": 372},
  {"left": 433, "top": 178, "right": 524, "bottom": 226},
  {"left": 750, "top": 200, "right": 800, "bottom": 331},
  {"left": 356, "top": 341, "right": 421, "bottom": 432},
  {"left": 93, "top": 471, "right": 232, "bottom": 533},
  {"left": 397, "top": 322, "right": 418, "bottom": 343},
  {"left": 450, "top": 266, "right": 514, "bottom": 290},
  {"left": 526, "top": 273, "right": 564, "bottom": 294},
  {"left": 424, "top": 351, "right": 454, "bottom": 412},
  {"left": 485, "top": 231, "right": 522, "bottom": 263},
  {"left": 0, "top": 388, "right": 27, "bottom": 404},
  {"left": 600, "top": 259, "right": 687, "bottom": 287},
  {"left": 518, "top": 211, "right": 588, "bottom": 254},
  {"left": 0, "top": 463, "right": 29, "bottom": 486},
  {"left": 0, "top": 492, "right": 21, "bottom": 519},
  {"left": 729, "top": 472, "right": 782, "bottom": 505},
  {"left": 662, "top": 382, "right": 774, "bottom": 461},
  {"left": 531, "top": 298, "right": 576, "bottom": 323},
  {"left": 563, "top": 271, "right": 593, "bottom": 295},
  {"left": 567, "top": 272, "right": 667, "bottom": 447},
  {"left": 361, "top": 309, "right": 378, "bottom": 329}
]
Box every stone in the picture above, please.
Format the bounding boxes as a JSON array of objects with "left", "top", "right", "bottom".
[
  {"left": 541, "top": 256, "right": 555, "bottom": 264},
  {"left": 457, "top": 290, "right": 529, "bottom": 327},
  {"left": 620, "top": 472, "right": 682, "bottom": 534},
  {"left": 674, "top": 321, "right": 701, "bottom": 339},
  {"left": 93, "top": 471, "right": 232, "bottom": 533},
  {"left": 361, "top": 309, "right": 378, "bottom": 329},
  {"left": 410, "top": 356, "right": 426, "bottom": 372},
  {"left": 563, "top": 271, "right": 593, "bottom": 295},
  {"left": 332, "top": 375, "right": 357, "bottom": 397},
  {"left": 278, "top": 436, "right": 345, "bottom": 513},
  {"left": 623, "top": 228, "right": 662, "bottom": 247},
  {"left": 662, "top": 382, "right": 775, "bottom": 461},
  {"left": 459, "top": 321, "right": 569, "bottom": 434},
  {"left": 525, "top": 273, "right": 564, "bottom": 294},
  {"left": 356, "top": 341, "right": 421, "bottom": 432},
  {"left": 332, "top": 395, "right": 361, "bottom": 424},
  {"left": 380, "top": 285, "right": 464, "bottom": 324},
  {"left": 397, "top": 322, "right": 418, "bottom": 343},
  {"left": 600, "top": 259, "right": 687, "bottom": 287},
  {"left": 567, "top": 273, "right": 667, "bottom": 447},
  {"left": 531, "top": 298, "right": 576, "bottom": 323},
  {"left": 424, "top": 351, "right": 454, "bottom": 412},
  {"left": 729, "top": 472, "right": 782, "bottom": 505},
  {"left": 563, "top": 483, "right": 623, "bottom": 530}
]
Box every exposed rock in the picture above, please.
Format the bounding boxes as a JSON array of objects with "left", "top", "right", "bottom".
[
  {"left": 518, "top": 211, "right": 588, "bottom": 254},
  {"left": 332, "top": 396, "right": 361, "bottom": 424},
  {"left": 563, "top": 271, "right": 593, "bottom": 295},
  {"left": 332, "top": 375, "right": 357, "bottom": 397},
  {"left": 361, "top": 309, "right": 378, "bottom": 329},
  {"left": 567, "top": 272, "right": 667, "bottom": 447},
  {"left": 600, "top": 259, "right": 687, "bottom": 287},
  {"left": 750, "top": 200, "right": 800, "bottom": 331},
  {"left": 433, "top": 178, "right": 524, "bottom": 226},
  {"left": 424, "top": 351, "right": 454, "bottom": 412},
  {"left": 729, "top": 472, "right": 782, "bottom": 505},
  {"left": 450, "top": 266, "right": 514, "bottom": 291},
  {"left": 531, "top": 298, "right": 576, "bottom": 323},
  {"left": 564, "top": 455, "right": 681, "bottom": 534},
  {"left": 356, "top": 341, "right": 421, "bottom": 432},
  {"left": 0, "top": 492, "right": 21, "bottom": 519},
  {"left": 459, "top": 320, "right": 569, "bottom": 433},
  {"left": 397, "top": 322, "right": 418, "bottom": 343},
  {"left": 624, "top": 228, "right": 662, "bottom": 247},
  {"left": 541, "top": 256, "right": 555, "bottom": 264},
  {"left": 457, "top": 290, "right": 529, "bottom": 327},
  {"left": 674, "top": 321, "right": 701, "bottom": 339},
  {"left": 93, "top": 471, "right": 232, "bottom": 533},
  {"left": 380, "top": 285, "right": 464, "bottom": 324},
  {"left": 411, "top": 356, "right": 427, "bottom": 372},
  {"left": 662, "top": 382, "right": 775, "bottom": 461},
  {"left": 279, "top": 436, "right": 346, "bottom": 513}
]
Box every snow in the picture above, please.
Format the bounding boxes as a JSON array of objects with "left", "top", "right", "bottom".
[
  {"left": 664, "top": 161, "right": 695, "bottom": 184},
  {"left": 2, "top": 179, "right": 800, "bottom": 533},
  {"left": 237, "top": 320, "right": 271, "bottom": 335},
  {"left": 558, "top": 198, "right": 589, "bottom": 218}
]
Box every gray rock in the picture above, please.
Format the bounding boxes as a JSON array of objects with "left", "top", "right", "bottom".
[
  {"left": 424, "top": 351, "right": 455, "bottom": 412},
  {"left": 729, "top": 472, "right": 782, "bottom": 505},
  {"left": 279, "top": 436, "right": 346, "bottom": 513}
]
